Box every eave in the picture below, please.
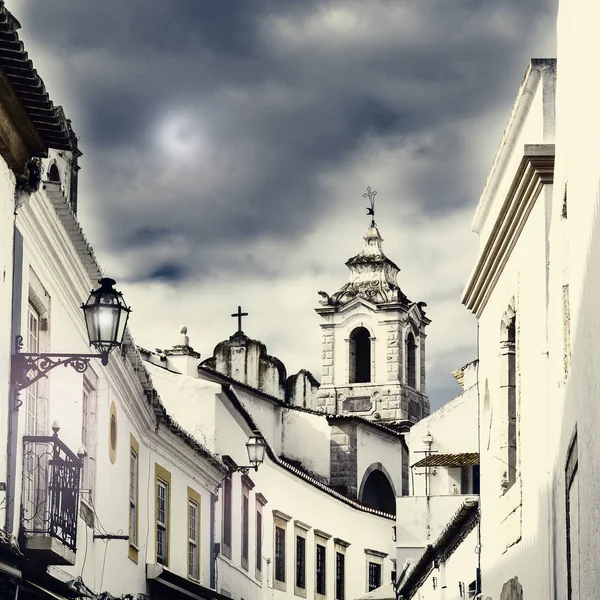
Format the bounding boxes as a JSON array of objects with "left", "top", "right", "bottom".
[
  {"left": 0, "top": 2, "right": 72, "bottom": 174},
  {"left": 462, "top": 144, "right": 554, "bottom": 318}
]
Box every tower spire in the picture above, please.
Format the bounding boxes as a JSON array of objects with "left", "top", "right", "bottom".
[{"left": 363, "top": 186, "right": 377, "bottom": 226}]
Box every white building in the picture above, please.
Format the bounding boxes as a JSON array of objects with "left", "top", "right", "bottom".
[
  {"left": 0, "top": 4, "right": 233, "bottom": 600},
  {"left": 393, "top": 361, "right": 480, "bottom": 600},
  {"left": 461, "top": 58, "right": 558, "bottom": 598}
]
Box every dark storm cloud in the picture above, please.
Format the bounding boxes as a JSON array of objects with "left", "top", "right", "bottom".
[{"left": 18, "top": 0, "right": 556, "bottom": 284}]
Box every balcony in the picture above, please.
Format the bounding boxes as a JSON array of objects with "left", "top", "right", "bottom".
[{"left": 20, "top": 431, "right": 82, "bottom": 565}]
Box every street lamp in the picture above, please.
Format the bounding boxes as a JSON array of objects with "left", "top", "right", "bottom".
[
  {"left": 12, "top": 277, "right": 131, "bottom": 397},
  {"left": 229, "top": 431, "right": 267, "bottom": 475}
]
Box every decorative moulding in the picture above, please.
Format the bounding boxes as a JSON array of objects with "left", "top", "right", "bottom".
[
  {"left": 294, "top": 520, "right": 311, "bottom": 531},
  {"left": 313, "top": 529, "right": 332, "bottom": 540},
  {"left": 272, "top": 509, "right": 292, "bottom": 522},
  {"left": 463, "top": 145, "right": 554, "bottom": 318}
]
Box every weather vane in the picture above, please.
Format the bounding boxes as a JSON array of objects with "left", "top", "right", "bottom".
[{"left": 363, "top": 186, "right": 377, "bottom": 225}]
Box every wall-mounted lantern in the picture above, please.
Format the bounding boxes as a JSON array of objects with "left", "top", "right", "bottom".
[
  {"left": 12, "top": 278, "right": 131, "bottom": 399},
  {"left": 228, "top": 431, "right": 267, "bottom": 475}
]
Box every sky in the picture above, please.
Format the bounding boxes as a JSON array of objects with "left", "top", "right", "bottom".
[{"left": 12, "top": 0, "right": 556, "bottom": 409}]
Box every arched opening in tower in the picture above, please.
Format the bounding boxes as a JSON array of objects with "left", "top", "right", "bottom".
[
  {"left": 361, "top": 470, "right": 396, "bottom": 515},
  {"left": 406, "top": 332, "right": 417, "bottom": 388},
  {"left": 48, "top": 163, "right": 60, "bottom": 183},
  {"left": 349, "top": 327, "right": 371, "bottom": 383}
]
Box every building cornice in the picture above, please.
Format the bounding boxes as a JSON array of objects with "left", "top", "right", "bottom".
[
  {"left": 462, "top": 145, "right": 554, "bottom": 317},
  {"left": 471, "top": 59, "right": 556, "bottom": 234}
]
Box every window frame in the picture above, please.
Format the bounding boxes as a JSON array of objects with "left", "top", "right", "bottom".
[
  {"left": 255, "top": 493, "right": 267, "bottom": 581},
  {"left": 368, "top": 562, "right": 382, "bottom": 591},
  {"left": 334, "top": 538, "right": 349, "bottom": 600},
  {"left": 187, "top": 487, "right": 201, "bottom": 581},
  {"left": 241, "top": 481, "right": 250, "bottom": 571},
  {"left": 221, "top": 476, "right": 232, "bottom": 559},
  {"left": 273, "top": 510, "right": 292, "bottom": 592},
  {"left": 128, "top": 434, "right": 139, "bottom": 563},
  {"left": 155, "top": 464, "right": 171, "bottom": 567}
]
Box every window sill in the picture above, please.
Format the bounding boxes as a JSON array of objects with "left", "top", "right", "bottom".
[{"left": 294, "top": 586, "right": 307, "bottom": 598}]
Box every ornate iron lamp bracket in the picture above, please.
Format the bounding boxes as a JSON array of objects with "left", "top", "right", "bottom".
[{"left": 12, "top": 335, "right": 104, "bottom": 398}]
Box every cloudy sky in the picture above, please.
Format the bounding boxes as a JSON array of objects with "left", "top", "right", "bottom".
[{"left": 13, "top": 0, "right": 556, "bottom": 409}]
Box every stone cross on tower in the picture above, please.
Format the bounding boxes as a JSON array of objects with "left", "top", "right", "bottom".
[
  {"left": 231, "top": 306, "right": 248, "bottom": 333},
  {"left": 363, "top": 186, "right": 377, "bottom": 226}
]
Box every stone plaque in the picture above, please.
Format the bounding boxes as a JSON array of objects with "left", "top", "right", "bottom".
[{"left": 342, "top": 396, "right": 373, "bottom": 413}]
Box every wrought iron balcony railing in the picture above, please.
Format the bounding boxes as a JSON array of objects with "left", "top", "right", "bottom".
[{"left": 21, "top": 430, "right": 82, "bottom": 553}]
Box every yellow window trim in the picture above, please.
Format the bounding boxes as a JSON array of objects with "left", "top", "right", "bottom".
[
  {"left": 187, "top": 487, "right": 202, "bottom": 581},
  {"left": 128, "top": 433, "right": 140, "bottom": 563},
  {"left": 155, "top": 463, "right": 172, "bottom": 567}
]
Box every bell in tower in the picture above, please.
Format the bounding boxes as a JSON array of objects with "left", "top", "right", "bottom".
[{"left": 315, "top": 187, "right": 430, "bottom": 425}]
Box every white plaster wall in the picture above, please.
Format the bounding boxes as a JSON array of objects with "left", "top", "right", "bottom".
[
  {"left": 0, "top": 156, "right": 15, "bottom": 528},
  {"left": 395, "top": 495, "right": 476, "bottom": 550},
  {"left": 11, "top": 179, "right": 223, "bottom": 598},
  {"left": 281, "top": 409, "right": 331, "bottom": 479},
  {"left": 410, "top": 527, "right": 479, "bottom": 600},
  {"left": 476, "top": 190, "right": 553, "bottom": 599},
  {"left": 161, "top": 373, "right": 400, "bottom": 600},
  {"left": 550, "top": 2, "right": 600, "bottom": 598},
  {"left": 146, "top": 361, "right": 220, "bottom": 452},
  {"left": 357, "top": 426, "right": 404, "bottom": 498},
  {"left": 407, "top": 384, "right": 478, "bottom": 496}
]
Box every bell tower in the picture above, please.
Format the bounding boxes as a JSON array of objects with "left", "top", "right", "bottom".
[{"left": 314, "top": 188, "right": 430, "bottom": 424}]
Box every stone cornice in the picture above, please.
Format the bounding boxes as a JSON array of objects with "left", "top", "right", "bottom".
[
  {"left": 462, "top": 145, "right": 554, "bottom": 317},
  {"left": 471, "top": 59, "right": 556, "bottom": 234}
]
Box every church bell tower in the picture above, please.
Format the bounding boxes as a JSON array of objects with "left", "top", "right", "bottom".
[{"left": 315, "top": 187, "right": 430, "bottom": 424}]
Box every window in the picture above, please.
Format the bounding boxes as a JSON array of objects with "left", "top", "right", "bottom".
[
  {"left": 406, "top": 331, "right": 417, "bottom": 388},
  {"left": 368, "top": 562, "right": 382, "bottom": 591},
  {"left": 566, "top": 432, "right": 579, "bottom": 600},
  {"left": 296, "top": 535, "right": 306, "bottom": 590},
  {"left": 275, "top": 526, "right": 286, "bottom": 582},
  {"left": 47, "top": 163, "right": 60, "bottom": 182},
  {"left": 188, "top": 495, "right": 200, "bottom": 580},
  {"left": 222, "top": 477, "right": 232, "bottom": 558},
  {"left": 256, "top": 510, "right": 262, "bottom": 572},
  {"left": 128, "top": 434, "right": 139, "bottom": 563},
  {"left": 273, "top": 510, "right": 291, "bottom": 591},
  {"left": 316, "top": 544, "right": 326, "bottom": 595},
  {"left": 25, "top": 303, "right": 40, "bottom": 436},
  {"left": 256, "top": 494, "right": 267, "bottom": 580},
  {"left": 336, "top": 552, "right": 345, "bottom": 600},
  {"left": 500, "top": 312, "right": 517, "bottom": 491},
  {"left": 275, "top": 527, "right": 286, "bottom": 583},
  {"left": 349, "top": 327, "right": 371, "bottom": 383},
  {"left": 155, "top": 464, "right": 171, "bottom": 567},
  {"left": 242, "top": 488, "right": 249, "bottom": 570},
  {"left": 82, "top": 374, "right": 98, "bottom": 506}
]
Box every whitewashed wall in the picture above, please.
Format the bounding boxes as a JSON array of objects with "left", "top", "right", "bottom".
[
  {"left": 464, "top": 60, "right": 558, "bottom": 599},
  {"left": 150, "top": 363, "right": 400, "bottom": 600},
  {"left": 551, "top": 1, "right": 600, "bottom": 597},
  {"left": 0, "top": 155, "right": 16, "bottom": 529},
  {"left": 407, "top": 374, "right": 478, "bottom": 497},
  {"left": 9, "top": 158, "right": 224, "bottom": 599}
]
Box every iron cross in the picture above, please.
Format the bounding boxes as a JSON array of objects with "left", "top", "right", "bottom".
[
  {"left": 363, "top": 186, "right": 377, "bottom": 224},
  {"left": 231, "top": 306, "right": 248, "bottom": 332}
]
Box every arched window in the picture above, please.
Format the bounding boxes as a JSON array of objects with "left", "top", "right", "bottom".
[
  {"left": 349, "top": 327, "right": 370, "bottom": 383},
  {"left": 48, "top": 163, "right": 60, "bottom": 183},
  {"left": 360, "top": 469, "right": 396, "bottom": 515},
  {"left": 406, "top": 332, "right": 417, "bottom": 388}
]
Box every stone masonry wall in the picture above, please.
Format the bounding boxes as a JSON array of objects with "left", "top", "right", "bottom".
[{"left": 329, "top": 422, "right": 358, "bottom": 498}]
